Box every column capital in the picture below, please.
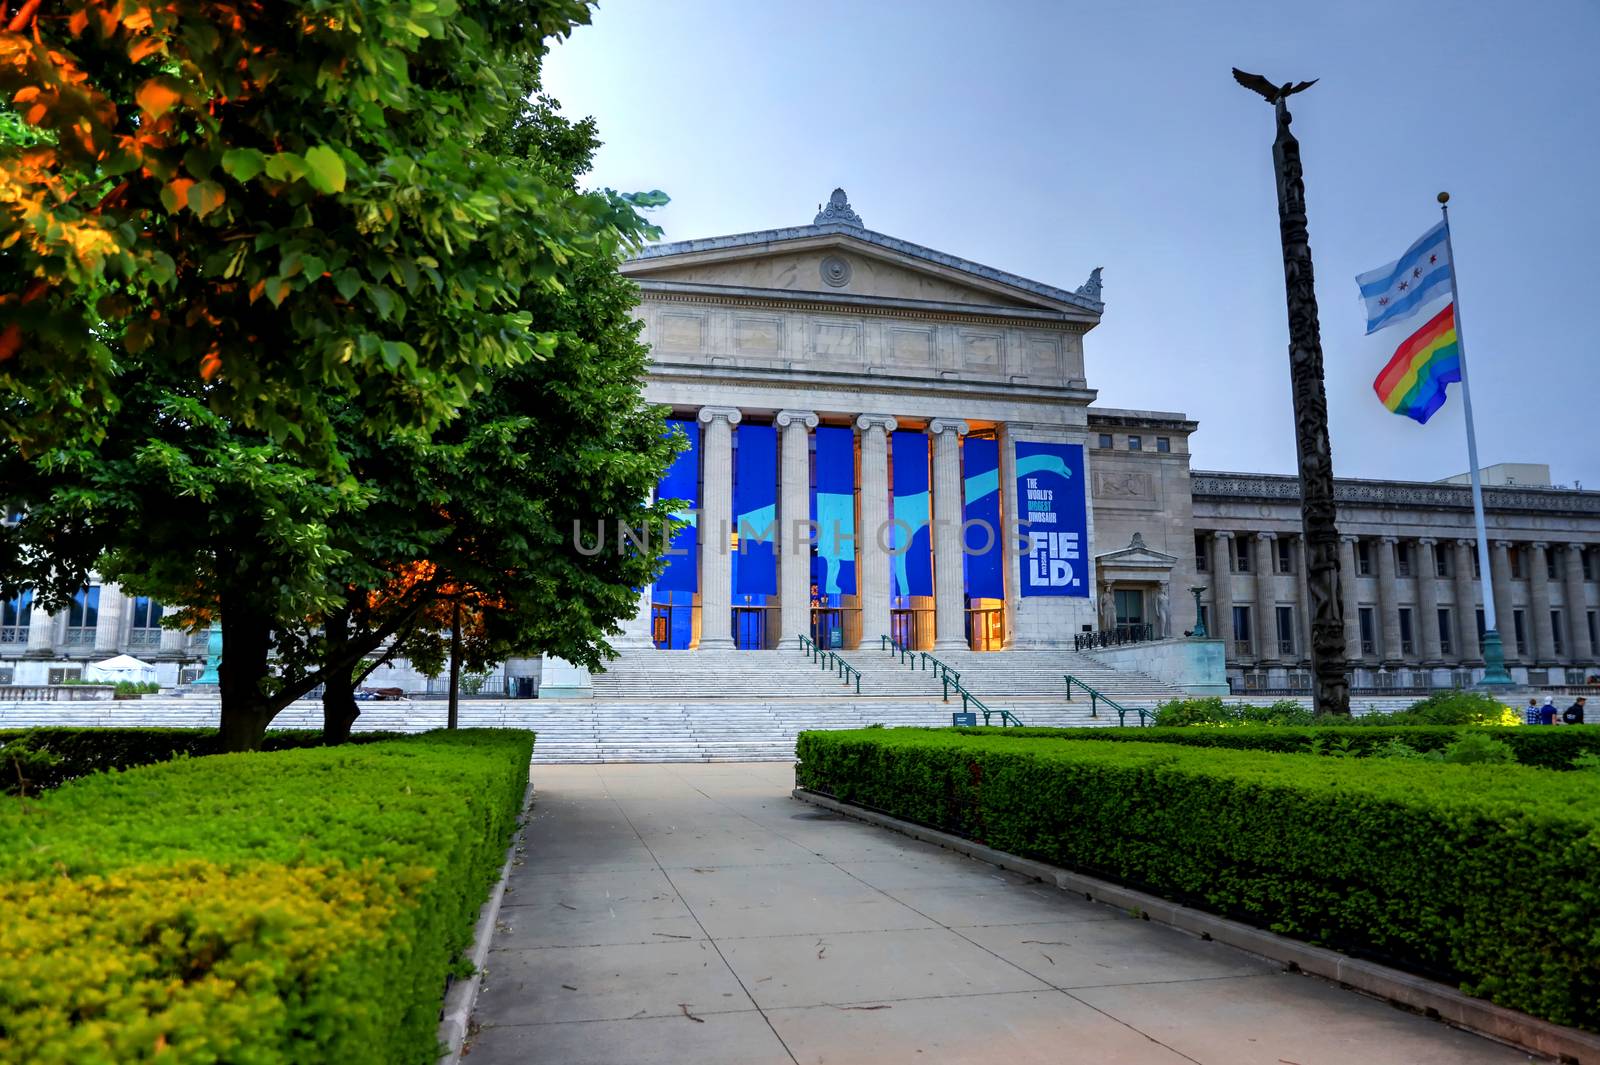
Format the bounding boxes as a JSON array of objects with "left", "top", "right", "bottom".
[
  {"left": 1416, "top": 536, "right": 1437, "bottom": 546},
  {"left": 774, "top": 409, "right": 818, "bottom": 429},
  {"left": 1566, "top": 542, "right": 1588, "bottom": 555},
  {"left": 1254, "top": 531, "right": 1276, "bottom": 542},
  {"left": 697, "top": 405, "right": 742, "bottom": 426},
  {"left": 854, "top": 413, "right": 898, "bottom": 434},
  {"left": 1493, "top": 539, "right": 1515, "bottom": 550},
  {"left": 1529, "top": 540, "right": 1549, "bottom": 551},
  {"left": 1379, "top": 535, "right": 1398, "bottom": 545},
  {"left": 927, "top": 418, "right": 969, "bottom": 438},
  {"left": 1457, "top": 537, "right": 1477, "bottom": 548},
  {"left": 1212, "top": 529, "right": 1233, "bottom": 540},
  {"left": 1339, "top": 534, "right": 1359, "bottom": 543}
]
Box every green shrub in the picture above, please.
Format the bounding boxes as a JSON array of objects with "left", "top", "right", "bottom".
[
  {"left": 946, "top": 723, "right": 1600, "bottom": 769},
  {"left": 796, "top": 729, "right": 1600, "bottom": 1031},
  {"left": 0, "top": 727, "right": 411, "bottom": 795},
  {"left": 1151, "top": 697, "right": 1313, "bottom": 727},
  {"left": 1353, "top": 690, "right": 1520, "bottom": 727},
  {"left": 0, "top": 729, "right": 531, "bottom": 1064}
]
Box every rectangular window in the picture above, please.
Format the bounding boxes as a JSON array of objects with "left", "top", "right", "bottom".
[
  {"left": 1551, "top": 610, "right": 1564, "bottom": 656},
  {"left": 1, "top": 588, "right": 31, "bottom": 644},
  {"left": 1195, "top": 534, "right": 1208, "bottom": 572},
  {"left": 1233, "top": 605, "right": 1252, "bottom": 657},
  {"left": 1472, "top": 550, "right": 1481, "bottom": 578},
  {"left": 1397, "top": 543, "right": 1412, "bottom": 578},
  {"left": 1357, "top": 540, "right": 1371, "bottom": 576},
  {"left": 1513, "top": 609, "right": 1527, "bottom": 655},
  {"left": 1589, "top": 611, "right": 1597, "bottom": 652},
  {"left": 1437, "top": 607, "right": 1453, "bottom": 656},
  {"left": 1276, "top": 605, "right": 1295, "bottom": 656},
  {"left": 0, "top": 666, "right": 12, "bottom": 685},
  {"left": 1097, "top": 433, "right": 1113, "bottom": 449},
  {"left": 130, "top": 596, "right": 163, "bottom": 629},
  {"left": 1435, "top": 548, "right": 1450, "bottom": 578},
  {"left": 1358, "top": 607, "right": 1376, "bottom": 656},
  {"left": 1127, "top": 435, "right": 1142, "bottom": 451},
  {"left": 1155, "top": 437, "right": 1171, "bottom": 453},
  {"left": 1234, "top": 539, "right": 1250, "bottom": 573},
  {"left": 1583, "top": 550, "right": 1593, "bottom": 580},
  {"left": 1276, "top": 539, "right": 1293, "bottom": 574},
  {"left": 1398, "top": 607, "right": 1415, "bottom": 656},
  {"left": 48, "top": 667, "right": 83, "bottom": 685},
  {"left": 67, "top": 586, "right": 100, "bottom": 628},
  {"left": 1476, "top": 608, "right": 1486, "bottom": 641},
  {"left": 1547, "top": 553, "right": 1558, "bottom": 580},
  {"left": 1510, "top": 550, "right": 1523, "bottom": 579}
]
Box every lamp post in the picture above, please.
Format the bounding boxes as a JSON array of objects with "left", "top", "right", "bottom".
[
  {"left": 1234, "top": 69, "right": 1350, "bottom": 717},
  {"left": 1189, "top": 586, "right": 1208, "bottom": 638}
]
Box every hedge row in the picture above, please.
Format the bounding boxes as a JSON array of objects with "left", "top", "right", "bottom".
[
  {"left": 0, "top": 727, "right": 408, "bottom": 795},
  {"left": 0, "top": 729, "right": 532, "bottom": 1064},
  {"left": 795, "top": 729, "right": 1600, "bottom": 1031},
  {"left": 946, "top": 724, "right": 1600, "bottom": 769}
]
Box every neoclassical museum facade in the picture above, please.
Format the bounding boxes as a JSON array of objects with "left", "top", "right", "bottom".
[{"left": 4, "top": 190, "right": 1598, "bottom": 691}]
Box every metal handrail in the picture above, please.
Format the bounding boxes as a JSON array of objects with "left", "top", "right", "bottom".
[
  {"left": 800, "top": 634, "right": 860, "bottom": 694},
  {"left": 918, "top": 651, "right": 960, "bottom": 688},
  {"left": 1063, "top": 673, "right": 1149, "bottom": 726},
  {"left": 1073, "top": 624, "right": 1154, "bottom": 652},
  {"left": 879, "top": 633, "right": 916, "bottom": 666},
  {"left": 945, "top": 677, "right": 1024, "bottom": 728}
]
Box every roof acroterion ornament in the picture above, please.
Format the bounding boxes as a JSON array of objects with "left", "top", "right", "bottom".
[{"left": 814, "top": 188, "right": 864, "bottom": 228}]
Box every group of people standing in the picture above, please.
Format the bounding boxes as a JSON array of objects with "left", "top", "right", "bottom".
[{"left": 1525, "top": 695, "right": 1587, "bottom": 725}]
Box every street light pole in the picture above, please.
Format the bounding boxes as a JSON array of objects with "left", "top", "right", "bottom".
[{"left": 1235, "top": 70, "right": 1350, "bottom": 716}]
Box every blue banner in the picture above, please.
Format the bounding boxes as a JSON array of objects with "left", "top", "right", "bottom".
[
  {"left": 811, "top": 426, "right": 855, "bottom": 597},
  {"left": 1015, "top": 441, "right": 1087, "bottom": 598},
  {"left": 890, "top": 431, "right": 932, "bottom": 598},
  {"left": 655, "top": 418, "right": 699, "bottom": 595},
  {"left": 962, "top": 436, "right": 1003, "bottom": 600},
  {"left": 733, "top": 423, "right": 777, "bottom": 597}
]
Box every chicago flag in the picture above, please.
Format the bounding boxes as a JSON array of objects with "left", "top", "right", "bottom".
[{"left": 1357, "top": 220, "right": 1454, "bottom": 334}]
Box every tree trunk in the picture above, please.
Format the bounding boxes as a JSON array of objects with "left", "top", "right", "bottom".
[
  {"left": 447, "top": 600, "right": 462, "bottom": 730},
  {"left": 217, "top": 593, "right": 276, "bottom": 752},
  {"left": 320, "top": 606, "right": 360, "bottom": 745}
]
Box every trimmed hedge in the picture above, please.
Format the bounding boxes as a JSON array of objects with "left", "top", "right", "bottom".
[
  {"left": 0, "top": 729, "right": 532, "bottom": 1064},
  {"left": 0, "top": 727, "right": 409, "bottom": 795},
  {"left": 945, "top": 724, "right": 1600, "bottom": 770},
  {"left": 795, "top": 729, "right": 1600, "bottom": 1032}
]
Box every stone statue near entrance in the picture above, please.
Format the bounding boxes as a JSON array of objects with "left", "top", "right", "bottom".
[
  {"left": 1099, "top": 584, "right": 1116, "bottom": 630},
  {"left": 1155, "top": 585, "right": 1171, "bottom": 639}
]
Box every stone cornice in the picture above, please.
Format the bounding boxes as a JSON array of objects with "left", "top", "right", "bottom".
[
  {"left": 1191, "top": 470, "right": 1600, "bottom": 516},
  {"left": 1087, "top": 410, "right": 1199, "bottom": 432},
  {"left": 646, "top": 360, "right": 1098, "bottom": 408},
  {"left": 635, "top": 285, "right": 1091, "bottom": 332}
]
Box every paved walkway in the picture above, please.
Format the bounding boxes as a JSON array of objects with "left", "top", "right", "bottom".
[{"left": 468, "top": 763, "right": 1536, "bottom": 1065}]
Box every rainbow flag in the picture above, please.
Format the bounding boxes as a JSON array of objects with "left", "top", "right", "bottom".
[{"left": 1372, "top": 302, "right": 1460, "bottom": 424}]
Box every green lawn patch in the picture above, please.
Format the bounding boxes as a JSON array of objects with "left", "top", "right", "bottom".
[
  {"left": 0, "top": 729, "right": 532, "bottom": 1064},
  {"left": 795, "top": 728, "right": 1600, "bottom": 1032}
]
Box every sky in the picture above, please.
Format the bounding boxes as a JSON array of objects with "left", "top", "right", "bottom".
[{"left": 543, "top": 0, "right": 1600, "bottom": 488}]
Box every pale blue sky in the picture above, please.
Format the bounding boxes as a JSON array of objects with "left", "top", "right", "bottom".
[{"left": 544, "top": 0, "right": 1600, "bottom": 487}]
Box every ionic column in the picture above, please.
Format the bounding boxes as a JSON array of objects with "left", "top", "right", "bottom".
[
  {"left": 614, "top": 487, "right": 656, "bottom": 649},
  {"left": 93, "top": 584, "right": 125, "bottom": 654},
  {"left": 1528, "top": 542, "right": 1555, "bottom": 663},
  {"left": 1375, "top": 537, "right": 1403, "bottom": 664},
  {"left": 1338, "top": 536, "right": 1362, "bottom": 660},
  {"left": 855, "top": 414, "right": 897, "bottom": 645},
  {"left": 928, "top": 419, "right": 970, "bottom": 650},
  {"left": 1491, "top": 541, "right": 1518, "bottom": 662},
  {"left": 1253, "top": 532, "right": 1277, "bottom": 663},
  {"left": 26, "top": 599, "right": 55, "bottom": 654},
  {"left": 1416, "top": 538, "right": 1442, "bottom": 663},
  {"left": 776, "top": 409, "right": 818, "bottom": 644},
  {"left": 696, "top": 406, "right": 741, "bottom": 650},
  {"left": 1210, "top": 532, "right": 1235, "bottom": 655},
  {"left": 1295, "top": 535, "right": 1313, "bottom": 660},
  {"left": 1452, "top": 539, "right": 1482, "bottom": 664},
  {"left": 1564, "top": 544, "right": 1593, "bottom": 663}
]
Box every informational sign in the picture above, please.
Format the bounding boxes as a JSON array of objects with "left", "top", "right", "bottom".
[
  {"left": 1015, "top": 441, "right": 1088, "bottom": 598},
  {"left": 962, "top": 436, "right": 1003, "bottom": 600},
  {"left": 811, "top": 425, "right": 856, "bottom": 596},
  {"left": 732, "top": 423, "right": 777, "bottom": 596},
  {"left": 890, "top": 430, "right": 932, "bottom": 598},
  {"left": 655, "top": 418, "right": 700, "bottom": 594}
]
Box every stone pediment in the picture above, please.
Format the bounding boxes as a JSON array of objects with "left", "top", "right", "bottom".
[
  {"left": 1095, "top": 532, "right": 1178, "bottom": 570},
  {"left": 622, "top": 190, "right": 1103, "bottom": 324}
]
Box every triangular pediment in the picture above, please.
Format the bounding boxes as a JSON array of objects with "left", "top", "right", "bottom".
[
  {"left": 622, "top": 220, "right": 1103, "bottom": 323},
  {"left": 1095, "top": 532, "right": 1178, "bottom": 568}
]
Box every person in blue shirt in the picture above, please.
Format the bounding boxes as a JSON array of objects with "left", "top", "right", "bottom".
[{"left": 1537, "top": 697, "right": 1559, "bottom": 726}]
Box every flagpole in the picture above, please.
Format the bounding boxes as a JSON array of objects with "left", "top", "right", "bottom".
[{"left": 1437, "top": 192, "right": 1512, "bottom": 686}]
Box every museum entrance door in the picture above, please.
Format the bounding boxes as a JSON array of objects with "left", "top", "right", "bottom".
[{"left": 1114, "top": 588, "right": 1146, "bottom": 641}]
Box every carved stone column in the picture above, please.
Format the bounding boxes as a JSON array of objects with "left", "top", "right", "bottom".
[
  {"left": 1253, "top": 533, "right": 1277, "bottom": 664},
  {"left": 1211, "top": 532, "right": 1235, "bottom": 658},
  {"left": 1452, "top": 539, "right": 1482, "bottom": 664},
  {"left": 93, "top": 584, "right": 125, "bottom": 654},
  {"left": 1564, "top": 544, "right": 1593, "bottom": 664},
  {"left": 25, "top": 599, "right": 54, "bottom": 655},
  {"left": 1295, "top": 535, "right": 1313, "bottom": 660},
  {"left": 1376, "top": 537, "right": 1402, "bottom": 664},
  {"left": 855, "top": 414, "right": 898, "bottom": 646},
  {"left": 1415, "top": 538, "right": 1442, "bottom": 663},
  {"left": 696, "top": 406, "right": 741, "bottom": 650},
  {"left": 1338, "top": 536, "right": 1361, "bottom": 661},
  {"left": 776, "top": 410, "right": 818, "bottom": 645},
  {"left": 614, "top": 486, "right": 657, "bottom": 650},
  {"left": 1528, "top": 542, "right": 1555, "bottom": 663},
  {"left": 929, "top": 418, "right": 969, "bottom": 650},
  {"left": 1491, "top": 541, "right": 1518, "bottom": 663}
]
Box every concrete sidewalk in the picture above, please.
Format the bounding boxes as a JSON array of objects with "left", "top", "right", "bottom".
[{"left": 467, "top": 763, "right": 1536, "bottom": 1065}]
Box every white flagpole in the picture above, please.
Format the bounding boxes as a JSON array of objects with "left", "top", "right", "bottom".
[{"left": 1437, "top": 192, "right": 1512, "bottom": 685}]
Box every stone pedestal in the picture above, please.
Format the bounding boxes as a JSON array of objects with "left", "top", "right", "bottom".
[{"left": 538, "top": 656, "right": 593, "bottom": 699}]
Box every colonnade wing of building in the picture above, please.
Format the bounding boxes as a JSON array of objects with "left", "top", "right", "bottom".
[{"left": 607, "top": 189, "right": 1108, "bottom": 654}]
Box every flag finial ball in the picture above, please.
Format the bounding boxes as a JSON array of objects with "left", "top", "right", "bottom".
[{"left": 1437, "top": 191, "right": 1450, "bottom": 204}]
